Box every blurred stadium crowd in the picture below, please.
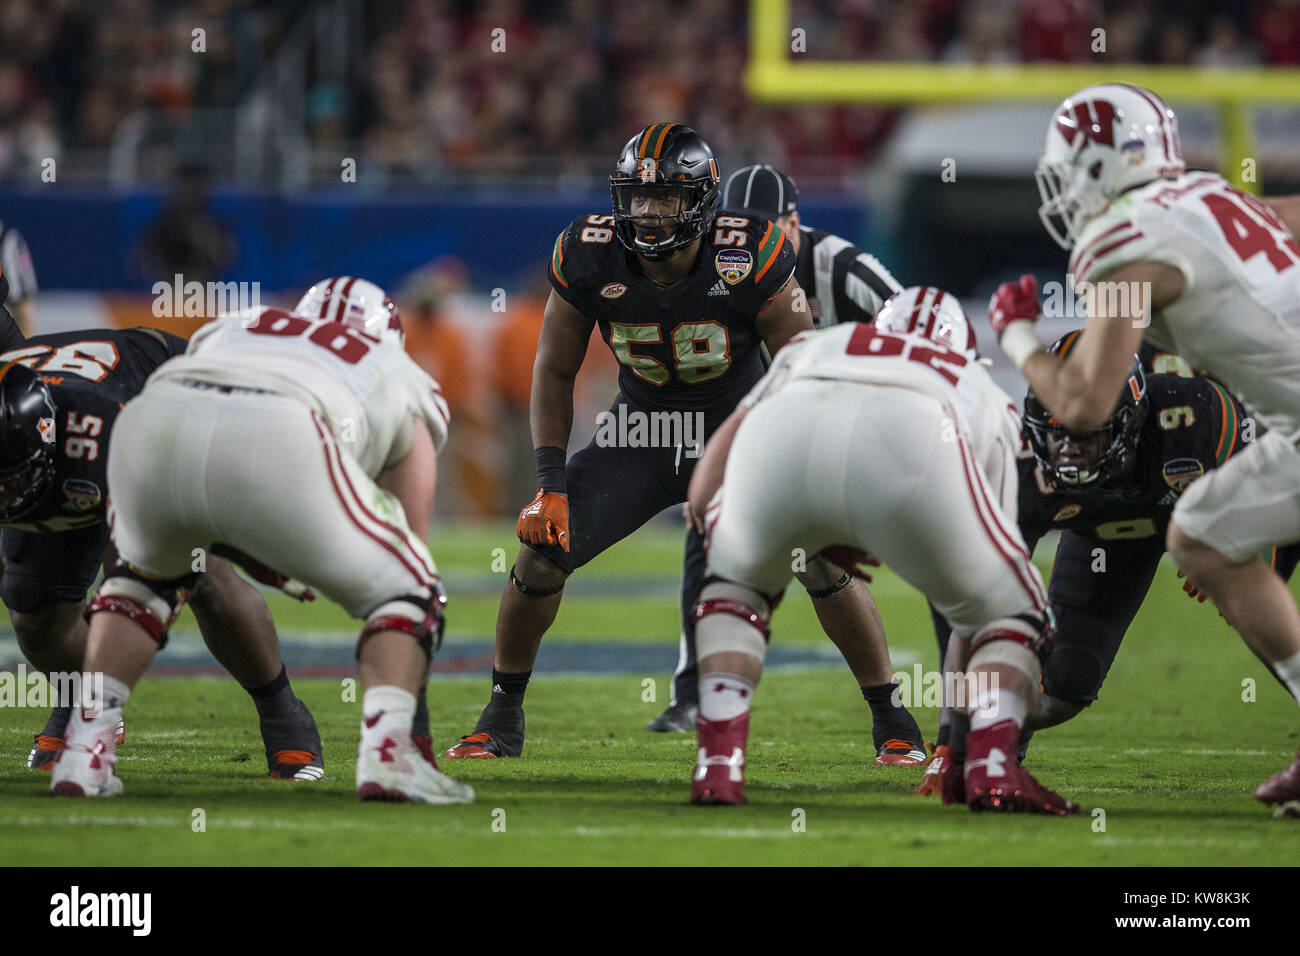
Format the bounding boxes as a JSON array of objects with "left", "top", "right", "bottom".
[{"left": 2, "top": 0, "right": 1297, "bottom": 185}]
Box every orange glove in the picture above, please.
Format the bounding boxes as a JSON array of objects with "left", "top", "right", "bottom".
[
  {"left": 913, "top": 744, "right": 950, "bottom": 797},
  {"left": 1177, "top": 568, "right": 1207, "bottom": 603},
  {"left": 517, "top": 490, "right": 570, "bottom": 552}
]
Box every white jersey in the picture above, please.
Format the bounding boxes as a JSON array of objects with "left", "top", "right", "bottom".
[
  {"left": 741, "top": 323, "right": 1023, "bottom": 512},
  {"left": 1071, "top": 171, "right": 1300, "bottom": 442},
  {"left": 150, "top": 306, "right": 450, "bottom": 476}
]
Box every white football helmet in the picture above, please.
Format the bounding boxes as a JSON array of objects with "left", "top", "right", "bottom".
[
  {"left": 1036, "top": 83, "right": 1185, "bottom": 249},
  {"left": 873, "top": 285, "right": 978, "bottom": 359},
  {"left": 294, "top": 276, "right": 403, "bottom": 344}
]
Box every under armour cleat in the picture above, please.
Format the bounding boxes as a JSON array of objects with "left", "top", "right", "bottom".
[
  {"left": 261, "top": 697, "right": 324, "bottom": 780},
  {"left": 412, "top": 734, "right": 438, "bottom": 767},
  {"left": 1255, "top": 747, "right": 1300, "bottom": 818},
  {"left": 357, "top": 733, "right": 473, "bottom": 804},
  {"left": 50, "top": 726, "right": 124, "bottom": 798},
  {"left": 691, "top": 713, "right": 749, "bottom": 805},
  {"left": 647, "top": 701, "right": 699, "bottom": 733},
  {"left": 875, "top": 737, "right": 927, "bottom": 766},
  {"left": 964, "top": 719, "right": 1078, "bottom": 815},
  {"left": 29, "top": 719, "right": 124, "bottom": 771}
]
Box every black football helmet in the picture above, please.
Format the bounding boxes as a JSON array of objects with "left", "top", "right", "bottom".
[
  {"left": 1023, "top": 329, "right": 1147, "bottom": 493},
  {"left": 610, "top": 123, "right": 720, "bottom": 261},
  {"left": 0, "top": 361, "right": 56, "bottom": 522}
]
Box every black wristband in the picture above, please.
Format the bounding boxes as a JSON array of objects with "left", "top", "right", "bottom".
[{"left": 535, "top": 445, "right": 568, "bottom": 494}]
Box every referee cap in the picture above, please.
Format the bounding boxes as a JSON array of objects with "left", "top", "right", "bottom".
[{"left": 722, "top": 164, "right": 798, "bottom": 218}]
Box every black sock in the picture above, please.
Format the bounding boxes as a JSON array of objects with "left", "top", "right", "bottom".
[
  {"left": 41, "top": 705, "right": 72, "bottom": 738},
  {"left": 412, "top": 683, "right": 429, "bottom": 738},
  {"left": 949, "top": 711, "right": 970, "bottom": 758},
  {"left": 490, "top": 668, "right": 531, "bottom": 698},
  {"left": 936, "top": 721, "right": 951, "bottom": 748},
  {"left": 862, "top": 681, "right": 921, "bottom": 749},
  {"left": 244, "top": 665, "right": 296, "bottom": 719}
]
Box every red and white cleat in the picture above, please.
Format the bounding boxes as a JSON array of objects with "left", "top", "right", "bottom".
[
  {"left": 356, "top": 732, "right": 473, "bottom": 804},
  {"left": 1255, "top": 748, "right": 1300, "bottom": 819},
  {"left": 50, "top": 725, "right": 124, "bottom": 798},
  {"left": 965, "top": 719, "right": 1078, "bottom": 815},
  {"left": 690, "top": 713, "right": 749, "bottom": 805}
]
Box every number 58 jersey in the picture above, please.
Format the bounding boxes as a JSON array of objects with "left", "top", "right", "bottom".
[
  {"left": 1070, "top": 171, "right": 1300, "bottom": 443},
  {"left": 150, "top": 307, "right": 451, "bottom": 476}
]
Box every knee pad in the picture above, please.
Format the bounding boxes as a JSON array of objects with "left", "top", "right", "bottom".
[
  {"left": 968, "top": 613, "right": 1053, "bottom": 683},
  {"left": 798, "top": 556, "right": 853, "bottom": 599},
  {"left": 360, "top": 580, "right": 447, "bottom": 660},
  {"left": 85, "top": 565, "right": 196, "bottom": 648},
  {"left": 693, "top": 580, "right": 771, "bottom": 665},
  {"left": 509, "top": 563, "right": 565, "bottom": 598}
]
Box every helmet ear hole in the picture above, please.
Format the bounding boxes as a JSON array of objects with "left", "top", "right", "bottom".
[{"left": 1088, "top": 160, "right": 1103, "bottom": 179}]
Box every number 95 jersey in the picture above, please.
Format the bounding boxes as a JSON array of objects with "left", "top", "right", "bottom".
[
  {"left": 0, "top": 327, "right": 187, "bottom": 531},
  {"left": 150, "top": 307, "right": 450, "bottom": 477},
  {"left": 548, "top": 212, "right": 796, "bottom": 417}
]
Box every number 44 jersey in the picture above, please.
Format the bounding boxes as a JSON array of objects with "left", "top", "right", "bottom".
[
  {"left": 1070, "top": 171, "right": 1300, "bottom": 443},
  {"left": 149, "top": 307, "right": 450, "bottom": 477},
  {"left": 549, "top": 212, "right": 796, "bottom": 418},
  {"left": 0, "top": 328, "right": 188, "bottom": 531}
]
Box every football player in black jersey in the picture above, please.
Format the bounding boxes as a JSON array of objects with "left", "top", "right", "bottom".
[
  {"left": 447, "top": 124, "right": 923, "bottom": 759},
  {"left": 0, "top": 328, "right": 325, "bottom": 780},
  {"left": 918, "top": 330, "right": 1300, "bottom": 792}
]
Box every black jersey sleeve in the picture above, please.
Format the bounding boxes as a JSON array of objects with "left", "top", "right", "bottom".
[{"left": 547, "top": 214, "right": 615, "bottom": 310}]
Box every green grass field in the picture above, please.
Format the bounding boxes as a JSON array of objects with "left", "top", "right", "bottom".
[{"left": 1, "top": 520, "right": 1297, "bottom": 866}]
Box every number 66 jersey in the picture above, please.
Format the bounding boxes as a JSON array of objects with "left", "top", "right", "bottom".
[{"left": 150, "top": 307, "right": 450, "bottom": 475}]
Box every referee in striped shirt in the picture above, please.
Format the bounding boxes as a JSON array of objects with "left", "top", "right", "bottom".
[{"left": 649, "top": 164, "right": 910, "bottom": 734}]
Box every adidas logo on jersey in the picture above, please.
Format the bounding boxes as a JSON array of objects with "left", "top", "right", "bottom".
[{"left": 707, "top": 280, "right": 730, "bottom": 297}]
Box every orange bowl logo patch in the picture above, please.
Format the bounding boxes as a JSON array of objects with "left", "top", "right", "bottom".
[
  {"left": 600, "top": 282, "right": 627, "bottom": 299},
  {"left": 715, "top": 249, "right": 752, "bottom": 285}
]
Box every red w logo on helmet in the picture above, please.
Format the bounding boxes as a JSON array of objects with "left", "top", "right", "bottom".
[{"left": 1055, "top": 100, "right": 1118, "bottom": 148}]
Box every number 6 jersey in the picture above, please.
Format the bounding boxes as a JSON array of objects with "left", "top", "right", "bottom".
[
  {"left": 0, "top": 327, "right": 188, "bottom": 531},
  {"left": 548, "top": 212, "right": 797, "bottom": 419},
  {"left": 1070, "top": 171, "right": 1300, "bottom": 443},
  {"left": 149, "top": 307, "right": 450, "bottom": 476}
]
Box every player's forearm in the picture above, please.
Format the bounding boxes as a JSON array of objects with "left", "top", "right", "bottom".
[
  {"left": 1021, "top": 348, "right": 1115, "bottom": 432},
  {"left": 688, "top": 407, "right": 747, "bottom": 519},
  {"left": 528, "top": 367, "right": 575, "bottom": 453},
  {"left": 377, "top": 419, "right": 438, "bottom": 532}
]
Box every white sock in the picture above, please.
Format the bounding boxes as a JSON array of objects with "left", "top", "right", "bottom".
[
  {"left": 69, "top": 674, "right": 131, "bottom": 745},
  {"left": 1273, "top": 649, "right": 1300, "bottom": 704},
  {"left": 970, "top": 687, "right": 1026, "bottom": 732},
  {"left": 698, "top": 673, "right": 756, "bottom": 722},
  {"left": 361, "top": 686, "right": 416, "bottom": 741}
]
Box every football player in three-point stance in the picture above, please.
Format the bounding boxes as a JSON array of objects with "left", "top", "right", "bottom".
[
  {"left": 651, "top": 163, "right": 927, "bottom": 765},
  {"left": 51, "top": 279, "right": 471, "bottom": 803},
  {"left": 919, "top": 333, "right": 1300, "bottom": 792},
  {"left": 685, "top": 287, "right": 1075, "bottom": 812},
  {"left": 988, "top": 83, "right": 1300, "bottom": 813},
  {"left": 446, "top": 124, "right": 924, "bottom": 760},
  {"left": 0, "top": 328, "right": 323, "bottom": 780}
]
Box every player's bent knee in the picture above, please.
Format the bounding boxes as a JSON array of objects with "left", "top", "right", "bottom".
[
  {"left": 86, "top": 566, "right": 195, "bottom": 648},
  {"left": 694, "top": 580, "right": 771, "bottom": 664},
  {"left": 968, "top": 614, "right": 1052, "bottom": 682},
  {"left": 796, "top": 556, "right": 853, "bottom": 599},
  {"left": 510, "top": 549, "right": 569, "bottom": 597},
  {"left": 359, "top": 581, "right": 448, "bottom": 660}
]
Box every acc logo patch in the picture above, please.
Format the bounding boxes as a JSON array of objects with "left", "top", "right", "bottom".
[
  {"left": 1052, "top": 503, "right": 1082, "bottom": 522},
  {"left": 600, "top": 282, "right": 627, "bottom": 299},
  {"left": 61, "top": 478, "right": 102, "bottom": 512},
  {"left": 715, "top": 249, "right": 752, "bottom": 285},
  {"left": 1162, "top": 457, "right": 1204, "bottom": 492}
]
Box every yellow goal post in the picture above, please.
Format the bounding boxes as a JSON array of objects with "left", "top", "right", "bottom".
[{"left": 745, "top": 0, "right": 1300, "bottom": 193}]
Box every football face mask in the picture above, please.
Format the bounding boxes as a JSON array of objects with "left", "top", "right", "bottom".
[{"left": 612, "top": 184, "right": 691, "bottom": 251}]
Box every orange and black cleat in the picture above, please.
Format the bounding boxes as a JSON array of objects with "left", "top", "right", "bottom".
[
  {"left": 445, "top": 732, "right": 508, "bottom": 759},
  {"left": 268, "top": 749, "right": 324, "bottom": 781},
  {"left": 875, "top": 737, "right": 927, "bottom": 766}
]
